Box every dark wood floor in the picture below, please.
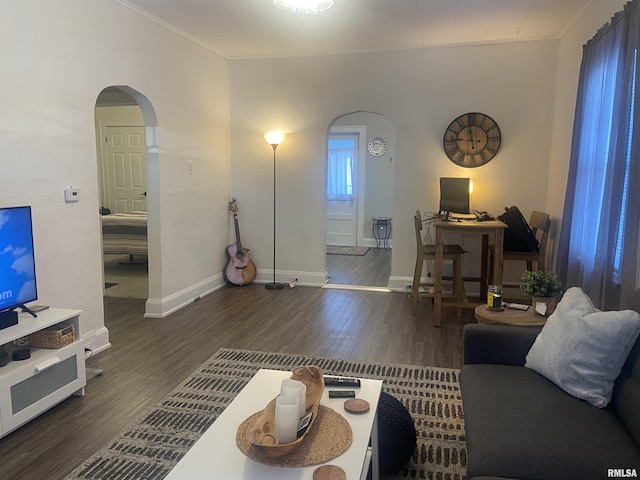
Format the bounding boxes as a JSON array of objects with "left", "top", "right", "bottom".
[
  {"left": 0, "top": 274, "right": 474, "bottom": 480},
  {"left": 326, "top": 247, "right": 391, "bottom": 287}
]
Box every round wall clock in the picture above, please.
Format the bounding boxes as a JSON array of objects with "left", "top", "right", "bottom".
[
  {"left": 368, "top": 136, "right": 387, "bottom": 156},
  {"left": 443, "top": 112, "right": 501, "bottom": 167}
]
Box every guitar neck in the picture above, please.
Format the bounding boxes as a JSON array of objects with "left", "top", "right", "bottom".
[{"left": 234, "top": 214, "right": 243, "bottom": 250}]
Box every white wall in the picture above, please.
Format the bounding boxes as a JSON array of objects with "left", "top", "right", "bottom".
[
  {"left": 230, "top": 41, "right": 558, "bottom": 288},
  {"left": 0, "top": 1, "right": 232, "bottom": 351}
]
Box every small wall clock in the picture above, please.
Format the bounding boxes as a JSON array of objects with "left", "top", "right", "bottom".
[
  {"left": 368, "top": 136, "right": 387, "bottom": 157},
  {"left": 443, "top": 112, "right": 501, "bottom": 167}
]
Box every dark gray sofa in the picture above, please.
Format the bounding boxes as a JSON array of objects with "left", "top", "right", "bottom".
[{"left": 460, "top": 315, "right": 640, "bottom": 479}]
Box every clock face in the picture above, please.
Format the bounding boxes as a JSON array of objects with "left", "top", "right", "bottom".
[
  {"left": 368, "top": 137, "right": 387, "bottom": 156},
  {"left": 443, "top": 112, "right": 501, "bottom": 167}
]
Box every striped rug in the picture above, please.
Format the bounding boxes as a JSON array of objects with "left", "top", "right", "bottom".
[{"left": 65, "top": 348, "right": 467, "bottom": 480}]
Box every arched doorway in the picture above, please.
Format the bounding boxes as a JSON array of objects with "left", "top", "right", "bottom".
[
  {"left": 95, "top": 86, "right": 159, "bottom": 310},
  {"left": 325, "top": 111, "right": 396, "bottom": 288}
]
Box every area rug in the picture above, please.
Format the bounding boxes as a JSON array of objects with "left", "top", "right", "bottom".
[
  {"left": 65, "top": 348, "right": 466, "bottom": 480},
  {"left": 326, "top": 245, "right": 371, "bottom": 256}
]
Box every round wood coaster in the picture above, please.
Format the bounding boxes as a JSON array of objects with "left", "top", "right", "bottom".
[
  {"left": 313, "top": 465, "right": 346, "bottom": 480},
  {"left": 344, "top": 398, "right": 370, "bottom": 414}
]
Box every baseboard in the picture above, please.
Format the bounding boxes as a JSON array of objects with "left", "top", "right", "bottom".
[
  {"left": 144, "top": 274, "right": 226, "bottom": 318},
  {"left": 81, "top": 327, "right": 111, "bottom": 355},
  {"left": 254, "top": 268, "right": 328, "bottom": 287},
  {"left": 388, "top": 275, "right": 414, "bottom": 292},
  {"left": 141, "top": 269, "right": 328, "bottom": 318},
  {"left": 362, "top": 237, "right": 393, "bottom": 248}
]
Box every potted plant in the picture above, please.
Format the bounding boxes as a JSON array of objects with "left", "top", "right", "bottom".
[{"left": 520, "top": 271, "right": 562, "bottom": 316}]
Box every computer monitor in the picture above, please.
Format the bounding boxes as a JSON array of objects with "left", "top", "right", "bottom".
[{"left": 439, "top": 177, "right": 470, "bottom": 215}]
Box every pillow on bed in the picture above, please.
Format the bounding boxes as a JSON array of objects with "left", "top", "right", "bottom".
[{"left": 525, "top": 287, "right": 640, "bottom": 408}]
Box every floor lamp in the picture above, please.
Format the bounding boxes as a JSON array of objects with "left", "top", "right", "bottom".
[{"left": 264, "top": 131, "right": 287, "bottom": 290}]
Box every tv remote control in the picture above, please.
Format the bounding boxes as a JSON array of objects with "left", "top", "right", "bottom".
[
  {"left": 329, "top": 390, "right": 356, "bottom": 398},
  {"left": 324, "top": 377, "right": 361, "bottom": 387}
]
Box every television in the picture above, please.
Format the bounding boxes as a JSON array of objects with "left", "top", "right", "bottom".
[
  {"left": 439, "top": 177, "right": 470, "bottom": 215},
  {"left": 0, "top": 206, "right": 38, "bottom": 327}
]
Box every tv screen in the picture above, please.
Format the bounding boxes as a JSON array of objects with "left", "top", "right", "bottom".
[
  {"left": 0, "top": 206, "right": 38, "bottom": 313},
  {"left": 439, "top": 177, "right": 470, "bottom": 214}
]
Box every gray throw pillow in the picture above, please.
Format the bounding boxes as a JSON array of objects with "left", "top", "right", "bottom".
[{"left": 525, "top": 287, "right": 640, "bottom": 407}]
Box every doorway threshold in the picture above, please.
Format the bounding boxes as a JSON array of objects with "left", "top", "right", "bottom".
[{"left": 321, "top": 284, "right": 391, "bottom": 293}]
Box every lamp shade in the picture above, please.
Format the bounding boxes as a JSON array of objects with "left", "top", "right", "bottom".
[{"left": 264, "top": 131, "right": 285, "bottom": 146}]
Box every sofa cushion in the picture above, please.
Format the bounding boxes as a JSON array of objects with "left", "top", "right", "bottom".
[
  {"left": 612, "top": 337, "right": 640, "bottom": 449},
  {"left": 612, "top": 288, "right": 640, "bottom": 448},
  {"left": 460, "top": 364, "right": 640, "bottom": 480},
  {"left": 525, "top": 287, "right": 640, "bottom": 407}
]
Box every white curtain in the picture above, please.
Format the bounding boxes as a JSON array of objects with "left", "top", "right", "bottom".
[{"left": 327, "top": 138, "right": 355, "bottom": 200}]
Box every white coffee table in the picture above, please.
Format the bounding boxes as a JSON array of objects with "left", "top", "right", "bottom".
[{"left": 165, "top": 368, "right": 383, "bottom": 480}]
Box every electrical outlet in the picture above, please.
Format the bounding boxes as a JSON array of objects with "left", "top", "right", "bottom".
[
  {"left": 289, "top": 275, "right": 299, "bottom": 283},
  {"left": 186, "top": 160, "right": 193, "bottom": 175}
]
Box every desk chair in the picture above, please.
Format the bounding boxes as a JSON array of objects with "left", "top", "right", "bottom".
[
  {"left": 489, "top": 210, "right": 551, "bottom": 289},
  {"left": 411, "top": 210, "right": 467, "bottom": 315}
]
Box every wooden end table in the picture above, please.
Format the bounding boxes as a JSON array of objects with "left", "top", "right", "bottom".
[{"left": 474, "top": 304, "right": 547, "bottom": 327}]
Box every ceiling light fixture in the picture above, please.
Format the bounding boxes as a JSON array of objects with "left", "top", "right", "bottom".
[{"left": 273, "top": 0, "right": 334, "bottom": 14}]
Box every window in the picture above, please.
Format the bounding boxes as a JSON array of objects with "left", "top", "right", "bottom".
[
  {"left": 557, "top": 0, "right": 640, "bottom": 309},
  {"left": 327, "top": 135, "right": 357, "bottom": 200},
  {"left": 613, "top": 50, "right": 637, "bottom": 281}
]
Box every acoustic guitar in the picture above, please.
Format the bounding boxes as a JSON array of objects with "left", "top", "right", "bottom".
[{"left": 224, "top": 200, "right": 257, "bottom": 286}]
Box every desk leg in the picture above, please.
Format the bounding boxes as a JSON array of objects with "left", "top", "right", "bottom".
[
  {"left": 492, "top": 229, "right": 504, "bottom": 287},
  {"left": 480, "top": 235, "right": 489, "bottom": 300},
  {"left": 434, "top": 228, "right": 444, "bottom": 327}
]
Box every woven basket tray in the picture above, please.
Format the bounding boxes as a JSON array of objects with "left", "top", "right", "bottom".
[{"left": 28, "top": 323, "right": 76, "bottom": 349}]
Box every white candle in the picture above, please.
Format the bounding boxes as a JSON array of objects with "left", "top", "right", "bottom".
[
  {"left": 280, "top": 378, "right": 306, "bottom": 418},
  {"left": 299, "top": 382, "right": 307, "bottom": 417},
  {"left": 274, "top": 395, "right": 299, "bottom": 444}
]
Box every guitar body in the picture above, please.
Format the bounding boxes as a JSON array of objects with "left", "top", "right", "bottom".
[
  {"left": 224, "top": 243, "right": 257, "bottom": 286},
  {"left": 224, "top": 200, "right": 257, "bottom": 286}
]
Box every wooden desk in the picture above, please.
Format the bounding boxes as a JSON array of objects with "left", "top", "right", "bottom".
[
  {"left": 433, "top": 219, "right": 507, "bottom": 327},
  {"left": 474, "top": 304, "right": 546, "bottom": 327}
]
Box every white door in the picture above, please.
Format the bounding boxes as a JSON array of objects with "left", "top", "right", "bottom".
[
  {"left": 326, "top": 198, "right": 357, "bottom": 246},
  {"left": 105, "top": 126, "right": 147, "bottom": 213},
  {"left": 325, "top": 128, "right": 365, "bottom": 246}
]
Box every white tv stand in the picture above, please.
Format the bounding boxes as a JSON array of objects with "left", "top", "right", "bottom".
[{"left": 0, "top": 308, "right": 86, "bottom": 438}]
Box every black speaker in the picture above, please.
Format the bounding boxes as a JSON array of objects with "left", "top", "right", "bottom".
[
  {"left": 0, "top": 310, "right": 19, "bottom": 330},
  {"left": 12, "top": 348, "right": 31, "bottom": 361},
  {"left": 0, "top": 350, "right": 8, "bottom": 367}
]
